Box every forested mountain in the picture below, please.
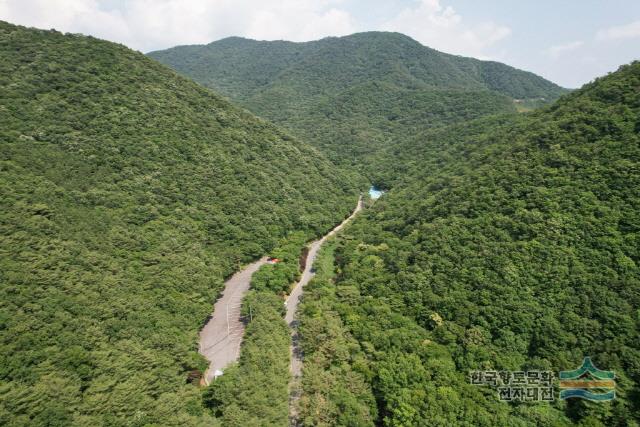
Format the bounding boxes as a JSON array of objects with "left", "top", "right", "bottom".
[
  {"left": 297, "top": 62, "right": 640, "bottom": 425},
  {"left": 149, "top": 32, "right": 568, "bottom": 168},
  {"left": 2, "top": 15, "right": 637, "bottom": 427},
  {"left": 0, "top": 21, "right": 360, "bottom": 426}
]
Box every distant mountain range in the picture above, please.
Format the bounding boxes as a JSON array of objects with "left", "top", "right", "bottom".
[{"left": 149, "top": 32, "right": 568, "bottom": 169}]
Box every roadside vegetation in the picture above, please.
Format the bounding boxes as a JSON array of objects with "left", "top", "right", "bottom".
[
  {"left": 250, "top": 231, "right": 307, "bottom": 295},
  {"left": 202, "top": 291, "right": 290, "bottom": 426},
  {"left": 296, "top": 240, "right": 378, "bottom": 426},
  {"left": 201, "top": 231, "right": 313, "bottom": 426}
]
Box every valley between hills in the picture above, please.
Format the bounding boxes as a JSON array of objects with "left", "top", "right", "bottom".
[{"left": 1, "top": 19, "right": 639, "bottom": 427}]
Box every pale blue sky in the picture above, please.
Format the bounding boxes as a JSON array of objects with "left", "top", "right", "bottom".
[
  {"left": 418, "top": 0, "right": 640, "bottom": 87},
  {"left": 1, "top": 0, "right": 639, "bottom": 87}
]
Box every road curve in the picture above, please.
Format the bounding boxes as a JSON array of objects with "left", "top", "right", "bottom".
[
  {"left": 287, "top": 197, "right": 362, "bottom": 421},
  {"left": 198, "top": 196, "right": 362, "bottom": 389},
  {"left": 199, "top": 257, "right": 268, "bottom": 384}
]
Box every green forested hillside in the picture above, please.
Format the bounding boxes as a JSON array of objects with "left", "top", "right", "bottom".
[
  {"left": 148, "top": 32, "right": 566, "bottom": 103},
  {"left": 148, "top": 32, "right": 568, "bottom": 169},
  {"left": 0, "top": 21, "right": 359, "bottom": 426},
  {"left": 3, "top": 16, "right": 637, "bottom": 427},
  {"left": 298, "top": 62, "right": 640, "bottom": 426}
]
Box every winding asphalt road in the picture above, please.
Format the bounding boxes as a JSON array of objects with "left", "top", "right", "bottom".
[
  {"left": 286, "top": 197, "right": 362, "bottom": 371},
  {"left": 198, "top": 197, "right": 362, "bottom": 390},
  {"left": 286, "top": 197, "right": 362, "bottom": 422}
]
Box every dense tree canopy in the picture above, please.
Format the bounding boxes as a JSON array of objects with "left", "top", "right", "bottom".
[
  {"left": 2, "top": 17, "right": 638, "bottom": 427},
  {"left": 0, "top": 21, "right": 360, "bottom": 425},
  {"left": 298, "top": 62, "right": 640, "bottom": 426}
]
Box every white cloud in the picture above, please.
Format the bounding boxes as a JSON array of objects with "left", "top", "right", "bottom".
[
  {"left": 0, "top": 0, "right": 356, "bottom": 52},
  {"left": 596, "top": 20, "right": 640, "bottom": 41},
  {"left": 0, "top": 0, "right": 509, "bottom": 57},
  {"left": 0, "top": 0, "right": 132, "bottom": 42},
  {"left": 380, "top": 0, "right": 511, "bottom": 58},
  {"left": 544, "top": 41, "right": 584, "bottom": 59},
  {"left": 243, "top": 2, "right": 355, "bottom": 42}
]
